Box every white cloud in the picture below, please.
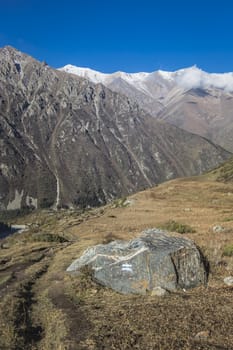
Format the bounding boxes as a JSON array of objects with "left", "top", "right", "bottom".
[{"left": 174, "top": 66, "right": 233, "bottom": 92}]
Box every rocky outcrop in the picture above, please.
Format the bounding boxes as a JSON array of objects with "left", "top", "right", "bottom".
[{"left": 67, "top": 229, "right": 208, "bottom": 294}]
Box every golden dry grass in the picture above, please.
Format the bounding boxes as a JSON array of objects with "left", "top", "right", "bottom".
[{"left": 0, "top": 175, "right": 233, "bottom": 349}]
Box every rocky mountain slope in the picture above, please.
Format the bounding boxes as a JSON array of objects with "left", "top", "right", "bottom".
[
  {"left": 157, "top": 86, "right": 233, "bottom": 153},
  {"left": 0, "top": 46, "right": 231, "bottom": 211},
  {"left": 61, "top": 65, "right": 233, "bottom": 152}
]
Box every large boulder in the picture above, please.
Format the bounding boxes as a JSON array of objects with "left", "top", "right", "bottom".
[{"left": 67, "top": 229, "right": 208, "bottom": 294}]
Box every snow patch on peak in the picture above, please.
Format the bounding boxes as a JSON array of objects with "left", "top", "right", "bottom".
[
  {"left": 120, "top": 71, "right": 150, "bottom": 80},
  {"left": 111, "top": 71, "right": 150, "bottom": 86},
  {"left": 60, "top": 65, "right": 109, "bottom": 84},
  {"left": 60, "top": 65, "right": 151, "bottom": 85},
  {"left": 158, "top": 70, "right": 173, "bottom": 81}
]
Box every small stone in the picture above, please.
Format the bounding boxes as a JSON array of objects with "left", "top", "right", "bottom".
[
  {"left": 184, "top": 208, "right": 191, "bottom": 212},
  {"left": 0, "top": 243, "right": 10, "bottom": 249},
  {"left": 194, "top": 330, "right": 210, "bottom": 340},
  {"left": 224, "top": 276, "right": 233, "bottom": 286},
  {"left": 151, "top": 286, "right": 167, "bottom": 297},
  {"left": 212, "top": 225, "right": 224, "bottom": 233}
]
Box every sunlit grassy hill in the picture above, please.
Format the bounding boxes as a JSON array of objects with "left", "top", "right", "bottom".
[{"left": 0, "top": 159, "right": 233, "bottom": 349}]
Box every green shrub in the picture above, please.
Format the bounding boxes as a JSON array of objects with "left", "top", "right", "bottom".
[
  {"left": 223, "top": 216, "right": 233, "bottom": 222},
  {"left": 159, "top": 220, "right": 196, "bottom": 234},
  {"left": 222, "top": 244, "right": 233, "bottom": 257},
  {"left": 113, "top": 197, "right": 129, "bottom": 208},
  {"left": 33, "top": 233, "right": 68, "bottom": 243}
]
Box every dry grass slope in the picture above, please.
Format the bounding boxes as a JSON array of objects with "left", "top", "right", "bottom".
[{"left": 0, "top": 170, "right": 233, "bottom": 349}]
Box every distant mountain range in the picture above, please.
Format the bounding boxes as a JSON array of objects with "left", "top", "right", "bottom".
[
  {"left": 60, "top": 65, "right": 233, "bottom": 152},
  {"left": 60, "top": 64, "right": 233, "bottom": 92},
  {"left": 0, "top": 46, "right": 231, "bottom": 211}
]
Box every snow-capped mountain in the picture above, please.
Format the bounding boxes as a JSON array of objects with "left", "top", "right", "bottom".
[
  {"left": 60, "top": 64, "right": 150, "bottom": 84},
  {"left": 60, "top": 65, "right": 233, "bottom": 92},
  {"left": 60, "top": 65, "right": 155, "bottom": 96},
  {"left": 60, "top": 65, "right": 233, "bottom": 152},
  {"left": 59, "top": 65, "right": 176, "bottom": 115}
]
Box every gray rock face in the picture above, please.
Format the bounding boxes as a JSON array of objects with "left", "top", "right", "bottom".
[{"left": 67, "top": 229, "right": 208, "bottom": 294}]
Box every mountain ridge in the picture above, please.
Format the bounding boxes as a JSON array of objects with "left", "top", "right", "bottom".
[
  {"left": 0, "top": 46, "right": 231, "bottom": 211},
  {"left": 59, "top": 64, "right": 233, "bottom": 92}
]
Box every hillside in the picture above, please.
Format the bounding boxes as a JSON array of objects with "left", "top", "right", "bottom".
[
  {"left": 216, "top": 157, "right": 233, "bottom": 182},
  {"left": 0, "top": 46, "right": 231, "bottom": 212},
  {"left": 157, "top": 87, "right": 233, "bottom": 153},
  {"left": 0, "top": 170, "right": 233, "bottom": 349}
]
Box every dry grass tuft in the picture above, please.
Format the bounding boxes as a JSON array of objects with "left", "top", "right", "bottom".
[
  {"left": 222, "top": 244, "right": 233, "bottom": 257},
  {"left": 158, "top": 220, "right": 196, "bottom": 233}
]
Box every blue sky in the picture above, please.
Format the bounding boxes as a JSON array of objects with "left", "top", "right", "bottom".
[{"left": 0, "top": 0, "right": 233, "bottom": 73}]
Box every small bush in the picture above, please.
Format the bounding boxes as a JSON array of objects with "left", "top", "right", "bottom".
[
  {"left": 33, "top": 233, "right": 68, "bottom": 243},
  {"left": 223, "top": 216, "right": 233, "bottom": 222},
  {"left": 113, "top": 197, "right": 129, "bottom": 208},
  {"left": 102, "top": 232, "right": 119, "bottom": 244},
  {"left": 222, "top": 244, "right": 233, "bottom": 257},
  {"left": 159, "top": 220, "right": 196, "bottom": 234}
]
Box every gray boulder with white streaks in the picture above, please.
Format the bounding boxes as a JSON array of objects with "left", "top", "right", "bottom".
[{"left": 67, "top": 229, "right": 208, "bottom": 294}]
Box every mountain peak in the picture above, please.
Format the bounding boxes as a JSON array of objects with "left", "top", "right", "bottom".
[
  {"left": 0, "top": 45, "right": 34, "bottom": 65},
  {"left": 1, "top": 45, "right": 25, "bottom": 56},
  {"left": 60, "top": 65, "right": 109, "bottom": 84},
  {"left": 2, "top": 45, "right": 18, "bottom": 52}
]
